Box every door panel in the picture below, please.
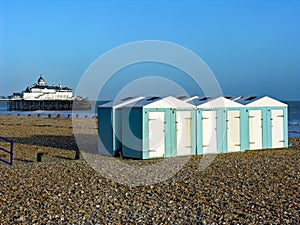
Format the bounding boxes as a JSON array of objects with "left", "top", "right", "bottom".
[
  {"left": 227, "top": 110, "right": 241, "bottom": 152},
  {"left": 202, "top": 111, "right": 217, "bottom": 154},
  {"left": 148, "top": 112, "right": 165, "bottom": 158},
  {"left": 271, "top": 110, "right": 284, "bottom": 148},
  {"left": 176, "top": 111, "right": 192, "bottom": 156},
  {"left": 249, "top": 110, "right": 263, "bottom": 150}
]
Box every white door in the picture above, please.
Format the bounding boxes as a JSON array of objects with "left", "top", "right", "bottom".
[
  {"left": 227, "top": 110, "right": 241, "bottom": 152},
  {"left": 271, "top": 109, "right": 284, "bottom": 148},
  {"left": 249, "top": 110, "right": 263, "bottom": 150},
  {"left": 202, "top": 111, "right": 217, "bottom": 154},
  {"left": 176, "top": 111, "right": 192, "bottom": 156},
  {"left": 148, "top": 112, "right": 165, "bottom": 158}
]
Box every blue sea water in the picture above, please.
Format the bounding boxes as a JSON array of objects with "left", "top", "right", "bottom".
[
  {"left": 286, "top": 101, "right": 300, "bottom": 138},
  {"left": 1, "top": 100, "right": 300, "bottom": 137}
]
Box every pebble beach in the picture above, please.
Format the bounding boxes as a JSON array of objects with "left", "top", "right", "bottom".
[{"left": 0, "top": 115, "right": 299, "bottom": 224}]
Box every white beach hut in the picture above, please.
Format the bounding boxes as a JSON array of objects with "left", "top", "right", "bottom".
[
  {"left": 236, "top": 96, "right": 264, "bottom": 150},
  {"left": 246, "top": 96, "right": 288, "bottom": 149},
  {"left": 187, "top": 97, "right": 217, "bottom": 154},
  {"left": 188, "top": 96, "right": 245, "bottom": 154},
  {"left": 171, "top": 99, "right": 196, "bottom": 157},
  {"left": 121, "top": 96, "right": 195, "bottom": 159}
]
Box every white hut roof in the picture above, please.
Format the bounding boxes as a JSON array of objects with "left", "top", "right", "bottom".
[
  {"left": 183, "top": 96, "right": 199, "bottom": 102},
  {"left": 144, "top": 96, "right": 195, "bottom": 109},
  {"left": 197, "top": 96, "right": 244, "bottom": 109},
  {"left": 98, "top": 97, "right": 145, "bottom": 108},
  {"left": 235, "top": 96, "right": 259, "bottom": 105},
  {"left": 186, "top": 96, "right": 211, "bottom": 105},
  {"left": 247, "top": 96, "right": 287, "bottom": 107},
  {"left": 113, "top": 97, "right": 145, "bottom": 109},
  {"left": 122, "top": 96, "right": 161, "bottom": 107}
]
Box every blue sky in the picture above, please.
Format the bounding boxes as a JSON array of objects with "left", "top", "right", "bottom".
[{"left": 1, "top": 0, "right": 300, "bottom": 100}]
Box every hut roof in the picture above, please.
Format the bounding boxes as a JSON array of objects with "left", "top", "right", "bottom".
[
  {"left": 247, "top": 96, "right": 287, "bottom": 107},
  {"left": 197, "top": 96, "right": 244, "bottom": 109}
]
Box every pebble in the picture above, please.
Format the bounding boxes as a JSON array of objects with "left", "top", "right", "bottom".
[{"left": 0, "top": 115, "right": 299, "bottom": 224}]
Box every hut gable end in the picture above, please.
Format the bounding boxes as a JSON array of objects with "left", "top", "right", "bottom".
[
  {"left": 247, "top": 96, "right": 287, "bottom": 107},
  {"left": 197, "top": 96, "right": 243, "bottom": 109}
]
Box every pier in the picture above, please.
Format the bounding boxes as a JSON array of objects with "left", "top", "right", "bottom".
[{"left": 7, "top": 99, "right": 91, "bottom": 111}]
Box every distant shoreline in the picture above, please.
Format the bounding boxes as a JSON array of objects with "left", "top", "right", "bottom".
[{"left": 0, "top": 111, "right": 96, "bottom": 119}]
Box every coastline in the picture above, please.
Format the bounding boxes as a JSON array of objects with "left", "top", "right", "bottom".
[
  {"left": 1, "top": 99, "right": 300, "bottom": 137},
  {"left": 0, "top": 115, "right": 299, "bottom": 224},
  {"left": 0, "top": 114, "right": 299, "bottom": 160},
  {"left": 0, "top": 110, "right": 96, "bottom": 119}
]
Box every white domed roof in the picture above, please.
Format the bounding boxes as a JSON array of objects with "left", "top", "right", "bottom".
[{"left": 38, "top": 75, "right": 45, "bottom": 86}]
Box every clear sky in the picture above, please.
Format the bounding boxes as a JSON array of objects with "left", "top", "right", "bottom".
[{"left": 1, "top": 0, "right": 300, "bottom": 100}]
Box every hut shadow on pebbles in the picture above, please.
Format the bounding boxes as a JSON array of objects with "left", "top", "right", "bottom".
[
  {"left": 7, "top": 134, "right": 98, "bottom": 162},
  {"left": 9, "top": 135, "right": 79, "bottom": 151}
]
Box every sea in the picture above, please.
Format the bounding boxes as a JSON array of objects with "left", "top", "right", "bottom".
[
  {"left": 285, "top": 101, "right": 300, "bottom": 138},
  {"left": 0, "top": 100, "right": 300, "bottom": 138}
]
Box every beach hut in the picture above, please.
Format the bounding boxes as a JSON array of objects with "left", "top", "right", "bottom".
[
  {"left": 187, "top": 97, "right": 216, "bottom": 155},
  {"left": 189, "top": 96, "right": 245, "bottom": 154},
  {"left": 171, "top": 99, "right": 196, "bottom": 157},
  {"left": 235, "top": 96, "right": 264, "bottom": 150},
  {"left": 246, "top": 96, "right": 288, "bottom": 149},
  {"left": 97, "top": 96, "right": 144, "bottom": 156},
  {"left": 121, "top": 96, "right": 195, "bottom": 159}
]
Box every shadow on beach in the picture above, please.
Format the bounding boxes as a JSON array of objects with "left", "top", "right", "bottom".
[
  {"left": 6, "top": 134, "right": 98, "bottom": 154},
  {"left": 7, "top": 135, "right": 79, "bottom": 150}
]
